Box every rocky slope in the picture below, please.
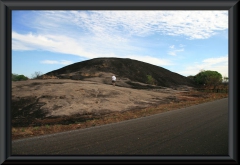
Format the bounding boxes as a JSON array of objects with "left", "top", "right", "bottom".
[{"left": 11, "top": 79, "right": 193, "bottom": 127}]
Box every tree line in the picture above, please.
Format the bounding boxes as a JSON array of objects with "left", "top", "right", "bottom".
[{"left": 12, "top": 71, "right": 42, "bottom": 81}]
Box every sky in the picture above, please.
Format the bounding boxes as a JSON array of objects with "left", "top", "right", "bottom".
[{"left": 12, "top": 10, "right": 228, "bottom": 79}]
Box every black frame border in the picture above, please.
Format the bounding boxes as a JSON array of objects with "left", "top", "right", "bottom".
[{"left": 0, "top": 0, "right": 239, "bottom": 164}]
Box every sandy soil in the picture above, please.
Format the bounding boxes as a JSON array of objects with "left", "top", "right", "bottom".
[{"left": 12, "top": 79, "right": 193, "bottom": 119}]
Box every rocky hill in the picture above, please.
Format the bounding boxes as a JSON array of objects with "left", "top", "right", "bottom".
[
  {"left": 12, "top": 58, "right": 198, "bottom": 127},
  {"left": 44, "top": 57, "right": 196, "bottom": 88}
]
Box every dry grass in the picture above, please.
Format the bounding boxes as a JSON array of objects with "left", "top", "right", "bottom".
[{"left": 12, "top": 90, "right": 228, "bottom": 140}]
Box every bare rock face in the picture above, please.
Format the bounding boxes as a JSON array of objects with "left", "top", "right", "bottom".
[{"left": 11, "top": 79, "right": 193, "bottom": 126}]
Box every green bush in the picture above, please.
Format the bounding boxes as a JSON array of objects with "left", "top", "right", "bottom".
[
  {"left": 193, "top": 70, "right": 222, "bottom": 87},
  {"left": 12, "top": 73, "right": 29, "bottom": 81}
]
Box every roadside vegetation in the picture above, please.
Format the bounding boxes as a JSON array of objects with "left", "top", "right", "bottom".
[{"left": 188, "top": 70, "right": 228, "bottom": 88}]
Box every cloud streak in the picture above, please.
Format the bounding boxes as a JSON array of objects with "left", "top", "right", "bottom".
[
  {"left": 12, "top": 10, "right": 228, "bottom": 56},
  {"left": 12, "top": 31, "right": 115, "bottom": 59},
  {"left": 67, "top": 10, "right": 228, "bottom": 39},
  {"left": 41, "top": 60, "right": 73, "bottom": 65},
  {"left": 179, "top": 56, "right": 228, "bottom": 77},
  {"left": 12, "top": 31, "right": 173, "bottom": 67},
  {"left": 168, "top": 44, "right": 184, "bottom": 56},
  {"left": 125, "top": 55, "right": 173, "bottom": 66}
]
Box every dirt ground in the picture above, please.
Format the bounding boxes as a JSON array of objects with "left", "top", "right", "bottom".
[{"left": 12, "top": 79, "right": 193, "bottom": 127}]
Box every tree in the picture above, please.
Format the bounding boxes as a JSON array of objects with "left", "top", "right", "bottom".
[
  {"left": 194, "top": 70, "right": 222, "bottom": 88},
  {"left": 12, "top": 73, "right": 29, "bottom": 81},
  {"left": 31, "top": 71, "right": 42, "bottom": 79}
]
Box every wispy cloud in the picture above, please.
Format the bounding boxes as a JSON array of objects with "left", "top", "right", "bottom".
[
  {"left": 66, "top": 10, "right": 228, "bottom": 40},
  {"left": 12, "top": 31, "right": 115, "bottom": 58},
  {"left": 169, "top": 45, "right": 175, "bottom": 49},
  {"left": 13, "top": 10, "right": 228, "bottom": 51},
  {"left": 202, "top": 56, "right": 228, "bottom": 65},
  {"left": 41, "top": 60, "right": 73, "bottom": 65},
  {"left": 168, "top": 44, "right": 184, "bottom": 56},
  {"left": 179, "top": 56, "right": 228, "bottom": 77},
  {"left": 12, "top": 31, "right": 173, "bottom": 67},
  {"left": 125, "top": 55, "right": 173, "bottom": 66}
]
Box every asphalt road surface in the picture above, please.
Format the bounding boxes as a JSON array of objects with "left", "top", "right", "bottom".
[{"left": 12, "top": 98, "right": 228, "bottom": 155}]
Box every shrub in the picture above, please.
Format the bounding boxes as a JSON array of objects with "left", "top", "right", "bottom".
[
  {"left": 194, "top": 70, "right": 222, "bottom": 88},
  {"left": 146, "top": 75, "right": 156, "bottom": 85},
  {"left": 12, "top": 73, "right": 29, "bottom": 81}
]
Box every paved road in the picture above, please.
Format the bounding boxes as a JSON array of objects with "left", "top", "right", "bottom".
[{"left": 12, "top": 98, "right": 228, "bottom": 155}]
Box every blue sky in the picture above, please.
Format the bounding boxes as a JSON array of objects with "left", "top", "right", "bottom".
[{"left": 12, "top": 10, "right": 228, "bottom": 79}]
